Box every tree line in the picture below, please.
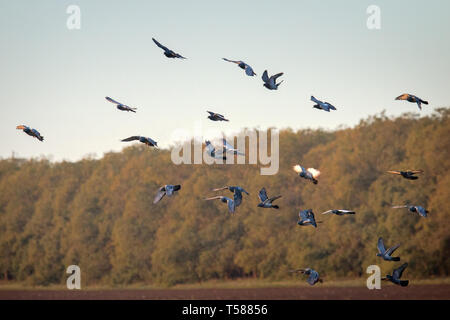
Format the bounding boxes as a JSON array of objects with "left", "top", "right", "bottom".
[{"left": 0, "top": 109, "right": 448, "bottom": 286}]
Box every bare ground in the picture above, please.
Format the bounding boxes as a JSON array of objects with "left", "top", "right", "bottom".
[{"left": 0, "top": 284, "right": 449, "bottom": 300}]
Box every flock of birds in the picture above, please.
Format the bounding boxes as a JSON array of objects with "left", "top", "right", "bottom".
[{"left": 15, "top": 37, "right": 430, "bottom": 288}]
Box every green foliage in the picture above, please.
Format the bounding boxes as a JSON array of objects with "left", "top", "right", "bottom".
[{"left": 0, "top": 109, "right": 449, "bottom": 286}]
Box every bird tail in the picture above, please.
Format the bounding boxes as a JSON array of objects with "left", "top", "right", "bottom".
[
  {"left": 421, "top": 100, "right": 429, "bottom": 105},
  {"left": 312, "top": 179, "right": 318, "bottom": 184},
  {"left": 392, "top": 257, "right": 400, "bottom": 261},
  {"left": 38, "top": 136, "right": 44, "bottom": 142}
]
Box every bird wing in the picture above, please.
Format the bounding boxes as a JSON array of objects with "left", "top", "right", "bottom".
[
  {"left": 204, "top": 196, "right": 223, "bottom": 201},
  {"left": 262, "top": 70, "right": 269, "bottom": 83},
  {"left": 271, "top": 72, "right": 284, "bottom": 81},
  {"left": 321, "top": 210, "right": 333, "bottom": 215},
  {"left": 289, "top": 269, "right": 307, "bottom": 274},
  {"left": 392, "top": 205, "right": 408, "bottom": 209},
  {"left": 206, "top": 111, "right": 215, "bottom": 116},
  {"left": 258, "top": 188, "right": 268, "bottom": 202},
  {"left": 212, "top": 186, "right": 229, "bottom": 192},
  {"left": 152, "top": 38, "right": 169, "bottom": 51},
  {"left": 340, "top": 210, "right": 355, "bottom": 214},
  {"left": 227, "top": 198, "right": 236, "bottom": 213},
  {"left": 175, "top": 52, "right": 187, "bottom": 59},
  {"left": 205, "top": 141, "right": 216, "bottom": 154},
  {"left": 121, "top": 136, "right": 141, "bottom": 142},
  {"left": 268, "top": 195, "right": 282, "bottom": 202},
  {"left": 386, "top": 243, "right": 401, "bottom": 256},
  {"left": 387, "top": 171, "right": 402, "bottom": 175},
  {"left": 307, "top": 168, "right": 321, "bottom": 178},
  {"left": 377, "top": 237, "right": 386, "bottom": 254},
  {"left": 222, "top": 58, "right": 240, "bottom": 65},
  {"left": 222, "top": 139, "right": 236, "bottom": 151},
  {"left": 105, "top": 96, "right": 121, "bottom": 105},
  {"left": 293, "top": 165, "right": 304, "bottom": 174},
  {"left": 395, "top": 94, "right": 409, "bottom": 100},
  {"left": 393, "top": 263, "right": 408, "bottom": 279},
  {"left": 153, "top": 187, "right": 166, "bottom": 204}
]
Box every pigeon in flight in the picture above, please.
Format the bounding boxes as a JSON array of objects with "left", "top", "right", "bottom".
[
  {"left": 204, "top": 196, "right": 236, "bottom": 214},
  {"left": 212, "top": 186, "right": 249, "bottom": 207},
  {"left": 392, "top": 205, "right": 428, "bottom": 217},
  {"left": 293, "top": 165, "right": 320, "bottom": 184},
  {"left": 152, "top": 38, "right": 186, "bottom": 59},
  {"left": 153, "top": 185, "right": 181, "bottom": 204},
  {"left": 395, "top": 94, "right": 428, "bottom": 110},
  {"left": 222, "top": 139, "right": 245, "bottom": 156},
  {"left": 16, "top": 125, "right": 44, "bottom": 142},
  {"left": 257, "top": 187, "right": 281, "bottom": 209},
  {"left": 311, "top": 96, "right": 337, "bottom": 112},
  {"left": 382, "top": 263, "right": 409, "bottom": 287},
  {"left": 262, "top": 70, "right": 284, "bottom": 90},
  {"left": 207, "top": 111, "right": 229, "bottom": 122},
  {"left": 377, "top": 237, "right": 401, "bottom": 261},
  {"left": 387, "top": 170, "right": 423, "bottom": 180},
  {"left": 205, "top": 140, "right": 227, "bottom": 160},
  {"left": 105, "top": 97, "right": 137, "bottom": 113},
  {"left": 121, "top": 136, "right": 158, "bottom": 147},
  {"left": 222, "top": 58, "right": 256, "bottom": 76},
  {"left": 289, "top": 268, "right": 323, "bottom": 286},
  {"left": 321, "top": 209, "right": 355, "bottom": 216},
  {"left": 297, "top": 209, "right": 319, "bottom": 228}
]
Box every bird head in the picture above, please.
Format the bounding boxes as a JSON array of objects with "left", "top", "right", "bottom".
[{"left": 16, "top": 125, "right": 26, "bottom": 130}]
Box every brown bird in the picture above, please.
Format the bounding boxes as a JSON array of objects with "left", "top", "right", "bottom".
[{"left": 395, "top": 94, "right": 428, "bottom": 110}]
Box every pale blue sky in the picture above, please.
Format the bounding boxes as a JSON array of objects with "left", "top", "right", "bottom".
[{"left": 1, "top": 0, "right": 449, "bottom": 161}]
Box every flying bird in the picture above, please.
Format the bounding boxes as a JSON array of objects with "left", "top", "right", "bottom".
[
  {"left": 205, "top": 140, "right": 227, "bottom": 160},
  {"left": 222, "top": 58, "right": 256, "bottom": 76},
  {"left": 386, "top": 170, "right": 423, "bottom": 180},
  {"left": 289, "top": 268, "right": 322, "bottom": 286},
  {"left": 395, "top": 94, "right": 428, "bottom": 110},
  {"left": 321, "top": 209, "right": 355, "bottom": 216},
  {"left": 392, "top": 205, "right": 428, "bottom": 217},
  {"left": 262, "top": 70, "right": 284, "bottom": 90},
  {"left": 204, "top": 196, "right": 236, "bottom": 214},
  {"left": 257, "top": 187, "right": 281, "bottom": 209},
  {"left": 153, "top": 185, "right": 181, "bottom": 204},
  {"left": 297, "top": 209, "right": 318, "bottom": 228},
  {"left": 222, "top": 139, "right": 245, "bottom": 156},
  {"left": 105, "top": 97, "right": 137, "bottom": 113},
  {"left": 311, "top": 96, "right": 337, "bottom": 112},
  {"left": 16, "top": 125, "right": 44, "bottom": 142},
  {"left": 293, "top": 165, "right": 320, "bottom": 184},
  {"left": 152, "top": 38, "right": 186, "bottom": 59},
  {"left": 377, "top": 237, "right": 401, "bottom": 261},
  {"left": 212, "top": 186, "right": 249, "bottom": 207},
  {"left": 207, "top": 111, "right": 229, "bottom": 122},
  {"left": 382, "top": 263, "right": 409, "bottom": 287},
  {"left": 121, "top": 136, "right": 158, "bottom": 147}
]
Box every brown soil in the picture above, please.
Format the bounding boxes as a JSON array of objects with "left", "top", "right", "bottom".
[{"left": 1, "top": 285, "right": 449, "bottom": 300}]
